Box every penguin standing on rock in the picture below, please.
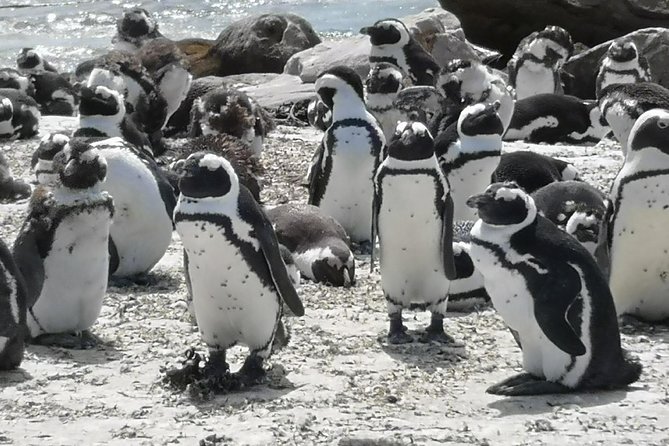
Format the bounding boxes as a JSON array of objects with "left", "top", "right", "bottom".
[
  {"left": 13, "top": 140, "right": 114, "bottom": 349},
  {"left": 360, "top": 18, "right": 440, "bottom": 86},
  {"left": 468, "top": 182, "right": 641, "bottom": 395},
  {"left": 308, "top": 66, "right": 385, "bottom": 245},
  {"left": 174, "top": 152, "right": 304, "bottom": 387},
  {"left": 373, "top": 121, "right": 458, "bottom": 344},
  {"left": 0, "top": 237, "right": 27, "bottom": 370},
  {"left": 596, "top": 39, "right": 651, "bottom": 99}
]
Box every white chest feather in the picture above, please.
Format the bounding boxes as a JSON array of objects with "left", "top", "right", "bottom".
[
  {"left": 515, "top": 66, "right": 557, "bottom": 100},
  {"left": 449, "top": 155, "right": 501, "bottom": 222},
  {"left": 159, "top": 67, "right": 192, "bottom": 127},
  {"left": 78, "top": 115, "right": 121, "bottom": 137},
  {"left": 0, "top": 118, "right": 12, "bottom": 137},
  {"left": 370, "top": 46, "right": 409, "bottom": 79}
]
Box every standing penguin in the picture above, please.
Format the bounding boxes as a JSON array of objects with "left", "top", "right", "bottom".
[
  {"left": 112, "top": 8, "right": 164, "bottom": 53},
  {"left": 596, "top": 39, "right": 651, "bottom": 100},
  {"left": 360, "top": 18, "right": 440, "bottom": 86},
  {"left": 468, "top": 182, "right": 641, "bottom": 395},
  {"left": 0, "top": 237, "right": 27, "bottom": 370},
  {"left": 435, "top": 101, "right": 504, "bottom": 222},
  {"left": 13, "top": 140, "right": 114, "bottom": 349},
  {"left": 308, "top": 66, "right": 385, "bottom": 244},
  {"left": 373, "top": 121, "right": 457, "bottom": 344},
  {"left": 174, "top": 152, "right": 304, "bottom": 386},
  {"left": 602, "top": 108, "right": 669, "bottom": 321},
  {"left": 365, "top": 62, "right": 404, "bottom": 142}
]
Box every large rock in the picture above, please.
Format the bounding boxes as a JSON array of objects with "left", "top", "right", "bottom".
[
  {"left": 563, "top": 27, "right": 669, "bottom": 99},
  {"left": 438, "top": 0, "right": 669, "bottom": 60}
]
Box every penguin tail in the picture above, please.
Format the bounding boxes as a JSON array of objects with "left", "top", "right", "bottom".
[{"left": 615, "top": 350, "right": 643, "bottom": 387}]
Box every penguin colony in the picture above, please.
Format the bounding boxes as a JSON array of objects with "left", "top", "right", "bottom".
[{"left": 4, "top": 7, "right": 669, "bottom": 401}]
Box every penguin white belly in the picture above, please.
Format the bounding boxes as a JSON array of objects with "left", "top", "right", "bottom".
[
  {"left": 177, "top": 221, "right": 279, "bottom": 350},
  {"left": 515, "top": 68, "right": 556, "bottom": 100},
  {"left": 101, "top": 147, "right": 173, "bottom": 276},
  {"left": 28, "top": 210, "right": 111, "bottom": 336},
  {"left": 0, "top": 119, "right": 13, "bottom": 137},
  {"left": 609, "top": 177, "right": 669, "bottom": 320},
  {"left": 450, "top": 156, "right": 501, "bottom": 221},
  {"left": 600, "top": 72, "right": 639, "bottom": 92},
  {"left": 378, "top": 175, "right": 447, "bottom": 305},
  {"left": 603, "top": 105, "right": 634, "bottom": 153}
]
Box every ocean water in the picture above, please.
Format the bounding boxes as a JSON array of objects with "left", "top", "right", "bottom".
[{"left": 0, "top": 0, "right": 439, "bottom": 72}]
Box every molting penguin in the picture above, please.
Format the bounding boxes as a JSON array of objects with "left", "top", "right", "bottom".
[
  {"left": 507, "top": 26, "right": 574, "bottom": 100},
  {"left": 31, "top": 133, "right": 70, "bottom": 186},
  {"left": 602, "top": 108, "right": 669, "bottom": 322},
  {"left": 598, "top": 82, "right": 669, "bottom": 156},
  {"left": 0, "top": 152, "right": 31, "bottom": 201},
  {"left": 365, "top": 62, "right": 404, "bottom": 142},
  {"left": 596, "top": 38, "right": 651, "bottom": 100},
  {"left": 504, "top": 94, "right": 609, "bottom": 144},
  {"left": 0, "top": 88, "right": 40, "bottom": 140},
  {"left": 174, "top": 152, "right": 305, "bottom": 386},
  {"left": 112, "top": 7, "right": 163, "bottom": 53},
  {"left": 164, "top": 76, "right": 228, "bottom": 137},
  {"left": 491, "top": 151, "right": 580, "bottom": 194},
  {"left": 266, "top": 203, "right": 355, "bottom": 287},
  {"left": 17, "top": 48, "right": 58, "bottom": 73},
  {"left": 373, "top": 121, "right": 458, "bottom": 344},
  {"left": 13, "top": 140, "right": 114, "bottom": 349},
  {"left": 0, "top": 236, "right": 27, "bottom": 370},
  {"left": 0, "top": 68, "right": 35, "bottom": 97},
  {"left": 435, "top": 101, "right": 504, "bottom": 222},
  {"left": 28, "top": 71, "right": 79, "bottom": 117},
  {"left": 468, "top": 182, "right": 641, "bottom": 395},
  {"left": 360, "top": 18, "right": 439, "bottom": 87},
  {"left": 308, "top": 66, "right": 385, "bottom": 244}
]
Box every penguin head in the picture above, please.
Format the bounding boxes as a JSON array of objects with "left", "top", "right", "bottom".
[
  {"left": 86, "top": 67, "right": 126, "bottom": 96},
  {"left": 467, "top": 182, "right": 536, "bottom": 227},
  {"left": 0, "top": 97, "right": 13, "bottom": 124},
  {"left": 34, "top": 133, "right": 70, "bottom": 186},
  {"left": 116, "top": 8, "right": 158, "bottom": 42},
  {"left": 0, "top": 68, "right": 35, "bottom": 96},
  {"left": 607, "top": 38, "right": 639, "bottom": 63},
  {"left": 458, "top": 101, "right": 504, "bottom": 139},
  {"left": 315, "top": 66, "right": 365, "bottom": 110},
  {"left": 310, "top": 242, "right": 356, "bottom": 287},
  {"left": 360, "top": 19, "right": 410, "bottom": 47},
  {"left": 178, "top": 152, "right": 240, "bottom": 200},
  {"left": 53, "top": 139, "right": 107, "bottom": 190},
  {"left": 17, "top": 48, "right": 44, "bottom": 71},
  {"left": 628, "top": 108, "right": 669, "bottom": 156},
  {"left": 366, "top": 62, "right": 403, "bottom": 95},
  {"left": 388, "top": 121, "right": 435, "bottom": 161},
  {"left": 196, "top": 89, "right": 256, "bottom": 145},
  {"left": 78, "top": 85, "right": 125, "bottom": 120},
  {"left": 307, "top": 97, "right": 332, "bottom": 131},
  {"left": 535, "top": 25, "right": 573, "bottom": 63},
  {"left": 565, "top": 207, "right": 601, "bottom": 251}
]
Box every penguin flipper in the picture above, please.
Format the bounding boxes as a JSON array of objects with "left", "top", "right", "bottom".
[
  {"left": 307, "top": 140, "right": 325, "bottom": 205},
  {"left": 441, "top": 192, "right": 457, "bottom": 280},
  {"left": 239, "top": 187, "right": 305, "bottom": 317},
  {"left": 370, "top": 186, "right": 379, "bottom": 272},
  {"left": 12, "top": 206, "right": 49, "bottom": 308},
  {"left": 108, "top": 236, "right": 120, "bottom": 275},
  {"left": 593, "top": 198, "right": 612, "bottom": 278},
  {"left": 182, "top": 249, "right": 193, "bottom": 309}
]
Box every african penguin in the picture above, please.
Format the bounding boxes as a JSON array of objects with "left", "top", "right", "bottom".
[
  {"left": 308, "top": 66, "right": 385, "bottom": 244},
  {"left": 0, "top": 68, "right": 36, "bottom": 97},
  {"left": 13, "top": 140, "right": 114, "bottom": 349},
  {"left": 306, "top": 97, "right": 332, "bottom": 132},
  {"left": 28, "top": 70, "right": 79, "bottom": 117},
  {"left": 468, "top": 182, "right": 641, "bottom": 395},
  {"left": 447, "top": 220, "right": 490, "bottom": 312},
  {"left": 0, "top": 236, "right": 27, "bottom": 370},
  {"left": 31, "top": 133, "right": 71, "bottom": 186},
  {"left": 266, "top": 203, "right": 355, "bottom": 287},
  {"left": 491, "top": 151, "right": 580, "bottom": 194},
  {"left": 596, "top": 38, "right": 651, "bottom": 100},
  {"left": 598, "top": 82, "right": 669, "bottom": 156},
  {"left": 163, "top": 75, "right": 228, "bottom": 137},
  {"left": 435, "top": 101, "right": 504, "bottom": 222},
  {"left": 174, "top": 152, "right": 305, "bottom": 386},
  {"left": 507, "top": 26, "right": 574, "bottom": 100},
  {"left": 373, "top": 121, "right": 458, "bottom": 344},
  {"left": 365, "top": 62, "right": 404, "bottom": 142},
  {"left": 603, "top": 108, "right": 669, "bottom": 322},
  {"left": 112, "top": 8, "right": 163, "bottom": 53},
  {"left": 504, "top": 94, "right": 609, "bottom": 144},
  {"left": 0, "top": 88, "right": 40, "bottom": 140},
  {"left": 360, "top": 18, "right": 440, "bottom": 86},
  {"left": 0, "top": 151, "right": 31, "bottom": 201},
  {"left": 531, "top": 181, "right": 607, "bottom": 257},
  {"left": 279, "top": 244, "right": 301, "bottom": 288},
  {"left": 17, "top": 48, "right": 58, "bottom": 73}
]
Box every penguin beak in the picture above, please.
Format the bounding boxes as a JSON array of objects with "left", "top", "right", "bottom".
[
  {"left": 360, "top": 26, "right": 372, "bottom": 36},
  {"left": 466, "top": 193, "right": 491, "bottom": 209}
]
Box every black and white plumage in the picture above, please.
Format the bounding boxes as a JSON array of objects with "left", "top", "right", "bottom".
[
  {"left": 532, "top": 181, "right": 607, "bottom": 257},
  {"left": 267, "top": 203, "right": 355, "bottom": 287},
  {"left": 16, "top": 48, "right": 58, "bottom": 73},
  {"left": 164, "top": 76, "right": 228, "bottom": 137},
  {"left": 0, "top": 68, "right": 35, "bottom": 97},
  {"left": 446, "top": 220, "right": 490, "bottom": 312},
  {"left": 28, "top": 70, "right": 79, "bottom": 117},
  {"left": 0, "top": 151, "right": 30, "bottom": 201},
  {"left": 507, "top": 26, "right": 573, "bottom": 100},
  {"left": 306, "top": 97, "right": 332, "bottom": 132},
  {"left": 598, "top": 82, "right": 669, "bottom": 155},
  {"left": 365, "top": 62, "right": 404, "bottom": 141},
  {"left": 602, "top": 109, "right": 669, "bottom": 321},
  {"left": 0, "top": 236, "right": 27, "bottom": 370},
  {"left": 504, "top": 94, "right": 610, "bottom": 144},
  {"left": 174, "top": 152, "right": 304, "bottom": 384},
  {"left": 373, "top": 121, "right": 458, "bottom": 344},
  {"left": 308, "top": 66, "right": 385, "bottom": 244},
  {"left": 436, "top": 101, "right": 504, "bottom": 221},
  {"left": 31, "top": 133, "right": 71, "bottom": 186},
  {"left": 596, "top": 39, "right": 652, "bottom": 100},
  {"left": 13, "top": 140, "right": 114, "bottom": 348},
  {"left": 468, "top": 182, "right": 641, "bottom": 395},
  {"left": 360, "top": 18, "right": 439, "bottom": 87},
  {"left": 0, "top": 88, "right": 40, "bottom": 140},
  {"left": 112, "top": 8, "right": 163, "bottom": 53},
  {"left": 491, "top": 151, "right": 580, "bottom": 194}
]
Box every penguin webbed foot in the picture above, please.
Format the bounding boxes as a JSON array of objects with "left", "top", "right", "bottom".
[
  {"left": 487, "top": 372, "right": 572, "bottom": 396},
  {"left": 31, "top": 330, "right": 100, "bottom": 350},
  {"left": 387, "top": 313, "right": 413, "bottom": 344},
  {"left": 418, "top": 313, "right": 463, "bottom": 346},
  {"left": 162, "top": 347, "right": 206, "bottom": 391},
  {"left": 234, "top": 354, "right": 267, "bottom": 388}
]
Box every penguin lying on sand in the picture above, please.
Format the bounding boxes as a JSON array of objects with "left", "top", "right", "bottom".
[
  {"left": 0, "top": 88, "right": 40, "bottom": 140},
  {"left": 491, "top": 151, "right": 580, "bottom": 194}
]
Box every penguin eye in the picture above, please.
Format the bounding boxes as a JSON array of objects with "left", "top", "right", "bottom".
[{"left": 658, "top": 120, "right": 669, "bottom": 129}]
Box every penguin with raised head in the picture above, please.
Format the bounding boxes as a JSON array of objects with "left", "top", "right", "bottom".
[
  {"left": 112, "top": 7, "right": 164, "bottom": 53},
  {"left": 468, "top": 182, "right": 641, "bottom": 395},
  {"left": 13, "top": 140, "right": 114, "bottom": 349},
  {"left": 373, "top": 121, "right": 458, "bottom": 344},
  {"left": 602, "top": 108, "right": 669, "bottom": 322},
  {"left": 596, "top": 38, "right": 651, "bottom": 100},
  {"left": 435, "top": 101, "right": 504, "bottom": 221},
  {"left": 0, "top": 88, "right": 40, "bottom": 140},
  {"left": 309, "top": 66, "right": 385, "bottom": 245},
  {"left": 174, "top": 152, "right": 305, "bottom": 387},
  {"left": 0, "top": 237, "right": 27, "bottom": 370},
  {"left": 360, "top": 18, "right": 440, "bottom": 87},
  {"left": 17, "top": 48, "right": 58, "bottom": 73},
  {"left": 491, "top": 151, "right": 580, "bottom": 194},
  {"left": 0, "top": 68, "right": 35, "bottom": 97},
  {"left": 507, "top": 26, "right": 573, "bottom": 100}
]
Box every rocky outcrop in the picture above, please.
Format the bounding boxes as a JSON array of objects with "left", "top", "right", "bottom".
[{"left": 437, "top": 0, "right": 669, "bottom": 59}]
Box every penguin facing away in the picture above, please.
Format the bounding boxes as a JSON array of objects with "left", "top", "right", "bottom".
[
  {"left": 373, "top": 121, "right": 458, "bottom": 344},
  {"left": 602, "top": 108, "right": 669, "bottom": 322},
  {"left": 468, "top": 182, "right": 641, "bottom": 395},
  {"left": 112, "top": 7, "right": 164, "bottom": 53},
  {"left": 308, "top": 66, "right": 385, "bottom": 244},
  {"left": 13, "top": 140, "right": 114, "bottom": 349},
  {"left": 596, "top": 38, "right": 652, "bottom": 100},
  {"left": 491, "top": 151, "right": 580, "bottom": 194},
  {"left": 0, "top": 236, "right": 28, "bottom": 370},
  {"left": 174, "top": 152, "right": 304, "bottom": 387}
]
